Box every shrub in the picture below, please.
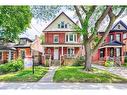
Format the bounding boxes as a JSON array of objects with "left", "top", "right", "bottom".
[
  {"left": 72, "top": 56, "right": 85, "bottom": 66},
  {"left": 0, "top": 58, "right": 24, "bottom": 75},
  {"left": 104, "top": 61, "right": 114, "bottom": 67},
  {"left": 124, "top": 56, "right": 127, "bottom": 63}
]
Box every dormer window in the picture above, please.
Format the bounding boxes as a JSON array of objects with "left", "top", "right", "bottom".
[
  {"left": 58, "top": 21, "right": 68, "bottom": 29},
  {"left": 20, "top": 39, "right": 27, "bottom": 44}
]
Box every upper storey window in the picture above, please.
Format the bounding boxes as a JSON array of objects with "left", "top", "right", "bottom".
[
  {"left": 58, "top": 21, "right": 68, "bottom": 29},
  {"left": 66, "top": 33, "right": 77, "bottom": 43},
  {"left": 110, "top": 34, "right": 114, "bottom": 42},
  {"left": 116, "top": 34, "right": 121, "bottom": 42}
]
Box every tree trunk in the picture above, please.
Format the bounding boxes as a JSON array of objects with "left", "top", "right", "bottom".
[{"left": 84, "top": 43, "right": 92, "bottom": 71}]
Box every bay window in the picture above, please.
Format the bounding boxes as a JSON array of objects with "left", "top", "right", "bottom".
[{"left": 116, "top": 34, "right": 121, "bottom": 42}]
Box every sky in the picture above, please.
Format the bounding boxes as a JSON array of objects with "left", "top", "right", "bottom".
[{"left": 19, "top": 9, "right": 127, "bottom": 40}]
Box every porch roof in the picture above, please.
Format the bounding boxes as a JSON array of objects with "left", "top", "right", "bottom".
[
  {"left": 0, "top": 45, "right": 16, "bottom": 51},
  {"left": 100, "top": 40, "right": 125, "bottom": 48}
]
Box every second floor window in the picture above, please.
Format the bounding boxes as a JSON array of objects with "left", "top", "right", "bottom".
[
  {"left": 116, "top": 34, "right": 121, "bottom": 42},
  {"left": 54, "top": 35, "right": 59, "bottom": 43},
  {"left": 110, "top": 34, "right": 114, "bottom": 41},
  {"left": 66, "top": 33, "right": 77, "bottom": 43}
]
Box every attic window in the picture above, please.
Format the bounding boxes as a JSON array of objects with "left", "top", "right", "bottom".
[
  {"left": 118, "top": 24, "right": 120, "bottom": 29},
  {"left": 58, "top": 21, "right": 68, "bottom": 29}
]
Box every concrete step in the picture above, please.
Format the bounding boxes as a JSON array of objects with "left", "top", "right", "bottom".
[{"left": 51, "top": 60, "right": 60, "bottom": 66}]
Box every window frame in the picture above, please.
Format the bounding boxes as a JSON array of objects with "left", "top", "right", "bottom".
[
  {"left": 67, "top": 48, "right": 75, "bottom": 56},
  {"left": 65, "top": 33, "right": 77, "bottom": 43},
  {"left": 53, "top": 35, "right": 59, "bottom": 43},
  {"left": 110, "top": 34, "right": 114, "bottom": 42},
  {"left": 116, "top": 34, "right": 121, "bottom": 42}
]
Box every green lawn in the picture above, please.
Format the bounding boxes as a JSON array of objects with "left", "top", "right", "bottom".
[
  {"left": 53, "top": 66, "right": 127, "bottom": 83},
  {"left": 0, "top": 66, "right": 48, "bottom": 82}
]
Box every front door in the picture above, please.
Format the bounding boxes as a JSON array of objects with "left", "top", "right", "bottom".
[{"left": 54, "top": 48, "right": 59, "bottom": 59}]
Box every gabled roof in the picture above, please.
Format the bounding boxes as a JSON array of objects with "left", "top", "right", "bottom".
[
  {"left": 111, "top": 20, "right": 127, "bottom": 31},
  {"left": 43, "top": 12, "right": 77, "bottom": 32},
  {"left": 104, "top": 40, "right": 125, "bottom": 46}
]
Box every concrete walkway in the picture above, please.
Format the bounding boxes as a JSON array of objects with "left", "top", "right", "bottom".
[
  {"left": 38, "top": 66, "right": 59, "bottom": 83},
  {"left": 92, "top": 64, "right": 127, "bottom": 79}
]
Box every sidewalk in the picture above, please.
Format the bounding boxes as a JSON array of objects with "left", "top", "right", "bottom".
[
  {"left": 92, "top": 64, "right": 127, "bottom": 79},
  {"left": 38, "top": 66, "right": 59, "bottom": 83}
]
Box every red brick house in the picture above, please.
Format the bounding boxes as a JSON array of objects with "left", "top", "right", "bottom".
[
  {"left": 92, "top": 20, "right": 127, "bottom": 65},
  {"left": 42, "top": 12, "right": 82, "bottom": 64}
]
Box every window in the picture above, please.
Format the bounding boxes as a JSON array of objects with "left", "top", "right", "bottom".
[
  {"left": 67, "top": 48, "right": 74, "bottom": 56},
  {"left": 110, "top": 48, "right": 114, "bottom": 57},
  {"left": 58, "top": 21, "right": 68, "bottom": 29},
  {"left": 61, "top": 22, "right": 64, "bottom": 28},
  {"left": 65, "top": 33, "right": 77, "bottom": 43},
  {"left": 110, "top": 34, "right": 114, "bottom": 41},
  {"left": 118, "top": 24, "right": 121, "bottom": 29},
  {"left": 0, "top": 52, "right": 2, "bottom": 60},
  {"left": 20, "top": 50, "right": 25, "bottom": 59},
  {"left": 11, "top": 52, "right": 14, "bottom": 60},
  {"left": 47, "top": 49, "right": 51, "bottom": 54},
  {"left": 54, "top": 35, "right": 59, "bottom": 43},
  {"left": 116, "top": 34, "right": 121, "bottom": 42},
  {"left": 116, "top": 48, "right": 121, "bottom": 57},
  {"left": 100, "top": 49, "right": 104, "bottom": 58},
  {"left": 20, "top": 39, "right": 27, "bottom": 44}
]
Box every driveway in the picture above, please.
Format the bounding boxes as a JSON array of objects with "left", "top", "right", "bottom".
[{"left": 92, "top": 64, "right": 127, "bottom": 79}]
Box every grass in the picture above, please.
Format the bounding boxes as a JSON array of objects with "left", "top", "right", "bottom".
[
  {"left": 53, "top": 66, "right": 127, "bottom": 83},
  {"left": 0, "top": 66, "right": 48, "bottom": 82}
]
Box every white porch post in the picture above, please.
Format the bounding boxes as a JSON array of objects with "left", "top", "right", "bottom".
[{"left": 8, "top": 50, "right": 11, "bottom": 61}]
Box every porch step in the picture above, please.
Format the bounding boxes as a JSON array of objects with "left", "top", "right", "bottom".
[{"left": 51, "top": 60, "right": 60, "bottom": 66}]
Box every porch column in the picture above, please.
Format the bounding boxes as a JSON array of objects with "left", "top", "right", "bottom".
[
  {"left": 105, "top": 48, "right": 107, "bottom": 60},
  {"left": 114, "top": 47, "right": 116, "bottom": 62},
  {"left": 8, "top": 50, "right": 11, "bottom": 61},
  {"left": 61, "top": 46, "right": 63, "bottom": 56}
]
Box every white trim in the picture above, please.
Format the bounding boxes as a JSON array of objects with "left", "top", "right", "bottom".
[
  {"left": 42, "top": 44, "right": 82, "bottom": 47},
  {"left": 65, "top": 33, "right": 77, "bottom": 43},
  {"left": 53, "top": 35, "right": 59, "bottom": 43},
  {"left": 99, "top": 46, "right": 122, "bottom": 49},
  {"left": 67, "top": 47, "right": 75, "bottom": 56}
]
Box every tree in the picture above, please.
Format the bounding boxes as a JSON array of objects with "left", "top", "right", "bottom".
[
  {"left": 0, "top": 6, "right": 32, "bottom": 42},
  {"left": 32, "top": 5, "right": 126, "bottom": 71}
]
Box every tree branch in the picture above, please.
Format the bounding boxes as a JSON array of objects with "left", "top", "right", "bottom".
[
  {"left": 74, "top": 6, "right": 84, "bottom": 27},
  {"left": 88, "top": 6, "right": 112, "bottom": 44},
  {"left": 116, "top": 7, "right": 125, "bottom": 19},
  {"left": 92, "top": 9, "right": 116, "bottom": 54},
  {"left": 80, "top": 5, "right": 87, "bottom": 13}
]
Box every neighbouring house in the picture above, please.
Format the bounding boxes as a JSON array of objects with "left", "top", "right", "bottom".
[
  {"left": 0, "top": 36, "right": 43, "bottom": 65},
  {"left": 14, "top": 37, "right": 33, "bottom": 59},
  {"left": 0, "top": 38, "right": 17, "bottom": 64},
  {"left": 42, "top": 12, "right": 82, "bottom": 65},
  {"left": 92, "top": 20, "right": 127, "bottom": 65}
]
